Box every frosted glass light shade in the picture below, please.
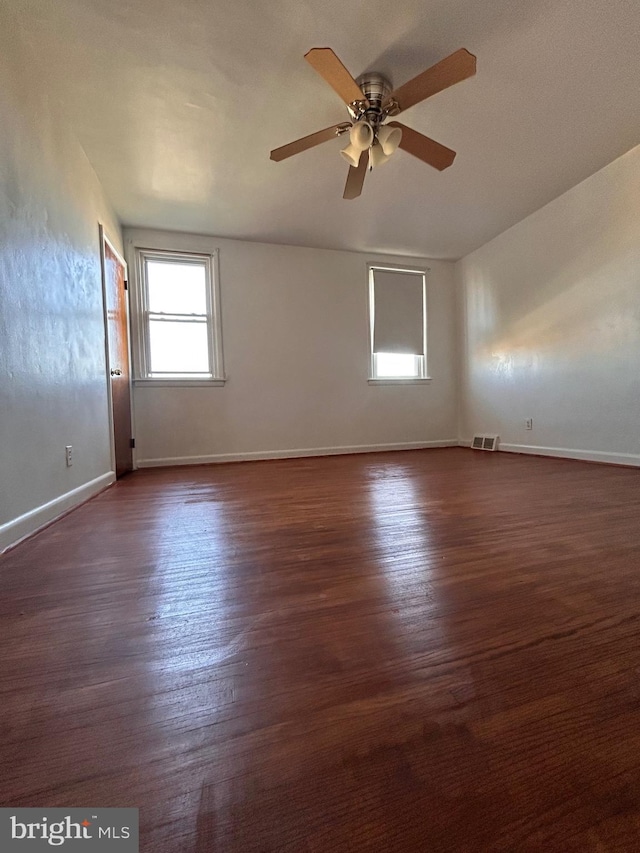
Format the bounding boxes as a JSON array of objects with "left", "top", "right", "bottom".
[
  {"left": 350, "top": 121, "right": 373, "bottom": 150},
  {"left": 369, "top": 143, "right": 391, "bottom": 168},
  {"left": 377, "top": 124, "right": 402, "bottom": 155},
  {"left": 340, "top": 120, "right": 373, "bottom": 165},
  {"left": 340, "top": 143, "right": 363, "bottom": 167}
]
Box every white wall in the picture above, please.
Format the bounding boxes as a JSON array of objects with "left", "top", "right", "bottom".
[
  {"left": 0, "top": 5, "right": 123, "bottom": 551},
  {"left": 126, "top": 229, "right": 459, "bottom": 465},
  {"left": 458, "top": 145, "right": 640, "bottom": 466}
]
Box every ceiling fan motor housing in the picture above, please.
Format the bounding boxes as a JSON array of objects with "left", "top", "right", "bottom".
[{"left": 352, "top": 72, "right": 392, "bottom": 127}]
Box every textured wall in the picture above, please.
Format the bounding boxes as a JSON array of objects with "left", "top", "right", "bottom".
[
  {"left": 126, "top": 230, "right": 458, "bottom": 464},
  {"left": 458, "top": 145, "right": 640, "bottom": 464},
  {"left": 0, "top": 4, "right": 122, "bottom": 536}
]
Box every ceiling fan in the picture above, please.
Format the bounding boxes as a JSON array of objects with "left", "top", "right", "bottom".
[{"left": 270, "top": 47, "right": 476, "bottom": 200}]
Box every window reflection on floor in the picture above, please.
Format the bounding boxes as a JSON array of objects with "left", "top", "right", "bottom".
[{"left": 367, "top": 466, "right": 445, "bottom": 647}]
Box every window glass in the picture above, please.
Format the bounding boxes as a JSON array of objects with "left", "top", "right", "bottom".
[
  {"left": 375, "top": 353, "right": 420, "bottom": 378},
  {"left": 148, "top": 319, "right": 210, "bottom": 374},
  {"left": 146, "top": 261, "right": 207, "bottom": 315}
]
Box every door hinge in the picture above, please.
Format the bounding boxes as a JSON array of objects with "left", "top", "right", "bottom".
[
  {"left": 124, "top": 279, "right": 128, "bottom": 290},
  {"left": 130, "top": 438, "right": 136, "bottom": 449}
]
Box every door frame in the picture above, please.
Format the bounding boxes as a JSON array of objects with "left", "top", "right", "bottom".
[{"left": 99, "top": 223, "right": 137, "bottom": 472}]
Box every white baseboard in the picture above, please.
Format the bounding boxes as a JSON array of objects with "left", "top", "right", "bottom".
[
  {"left": 461, "top": 439, "right": 640, "bottom": 467},
  {"left": 137, "top": 440, "right": 459, "bottom": 468},
  {"left": 500, "top": 443, "right": 640, "bottom": 467},
  {"left": 0, "top": 471, "right": 116, "bottom": 555}
]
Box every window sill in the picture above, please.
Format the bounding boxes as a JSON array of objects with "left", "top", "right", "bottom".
[
  {"left": 368, "top": 377, "right": 432, "bottom": 385},
  {"left": 134, "top": 378, "right": 227, "bottom": 388}
]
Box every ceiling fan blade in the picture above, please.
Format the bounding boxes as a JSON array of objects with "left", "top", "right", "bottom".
[
  {"left": 305, "top": 47, "right": 369, "bottom": 107},
  {"left": 388, "top": 122, "right": 456, "bottom": 171},
  {"left": 270, "top": 123, "right": 348, "bottom": 162},
  {"left": 383, "top": 48, "right": 476, "bottom": 115},
  {"left": 343, "top": 150, "right": 368, "bottom": 200}
]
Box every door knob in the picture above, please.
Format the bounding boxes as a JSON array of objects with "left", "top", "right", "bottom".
[{"left": 110, "top": 368, "right": 122, "bottom": 376}]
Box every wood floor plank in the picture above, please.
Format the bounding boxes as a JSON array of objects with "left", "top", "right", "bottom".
[{"left": 1, "top": 448, "right": 639, "bottom": 851}]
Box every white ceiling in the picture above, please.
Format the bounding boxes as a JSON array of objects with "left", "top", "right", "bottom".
[{"left": 13, "top": 0, "right": 640, "bottom": 259}]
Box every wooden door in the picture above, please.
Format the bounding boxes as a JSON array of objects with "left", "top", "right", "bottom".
[{"left": 102, "top": 233, "right": 133, "bottom": 477}]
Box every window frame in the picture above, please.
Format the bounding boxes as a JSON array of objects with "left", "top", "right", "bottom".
[
  {"left": 367, "top": 263, "right": 431, "bottom": 384},
  {"left": 132, "top": 247, "right": 225, "bottom": 386}
]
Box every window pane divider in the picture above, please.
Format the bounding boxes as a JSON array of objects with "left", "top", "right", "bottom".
[{"left": 147, "top": 312, "right": 208, "bottom": 322}]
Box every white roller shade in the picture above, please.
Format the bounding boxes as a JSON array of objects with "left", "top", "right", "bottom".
[{"left": 372, "top": 268, "right": 425, "bottom": 354}]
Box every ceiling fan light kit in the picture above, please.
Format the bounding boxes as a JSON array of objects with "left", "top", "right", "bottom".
[{"left": 270, "top": 46, "right": 476, "bottom": 199}]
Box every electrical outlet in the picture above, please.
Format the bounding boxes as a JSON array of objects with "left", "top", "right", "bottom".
[
  {"left": 525, "top": 418, "right": 533, "bottom": 430},
  {"left": 65, "top": 445, "right": 73, "bottom": 467}
]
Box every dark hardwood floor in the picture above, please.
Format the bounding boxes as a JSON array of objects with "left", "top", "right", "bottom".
[{"left": 1, "top": 448, "right": 640, "bottom": 851}]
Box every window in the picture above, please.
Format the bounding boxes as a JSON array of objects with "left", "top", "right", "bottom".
[
  {"left": 133, "top": 249, "right": 224, "bottom": 383},
  {"left": 368, "top": 264, "right": 428, "bottom": 381}
]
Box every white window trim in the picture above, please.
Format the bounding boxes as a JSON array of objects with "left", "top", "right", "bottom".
[
  {"left": 131, "top": 247, "right": 225, "bottom": 386},
  {"left": 367, "top": 263, "right": 431, "bottom": 382}
]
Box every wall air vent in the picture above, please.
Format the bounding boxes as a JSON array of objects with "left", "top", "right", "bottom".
[{"left": 471, "top": 434, "right": 499, "bottom": 451}]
